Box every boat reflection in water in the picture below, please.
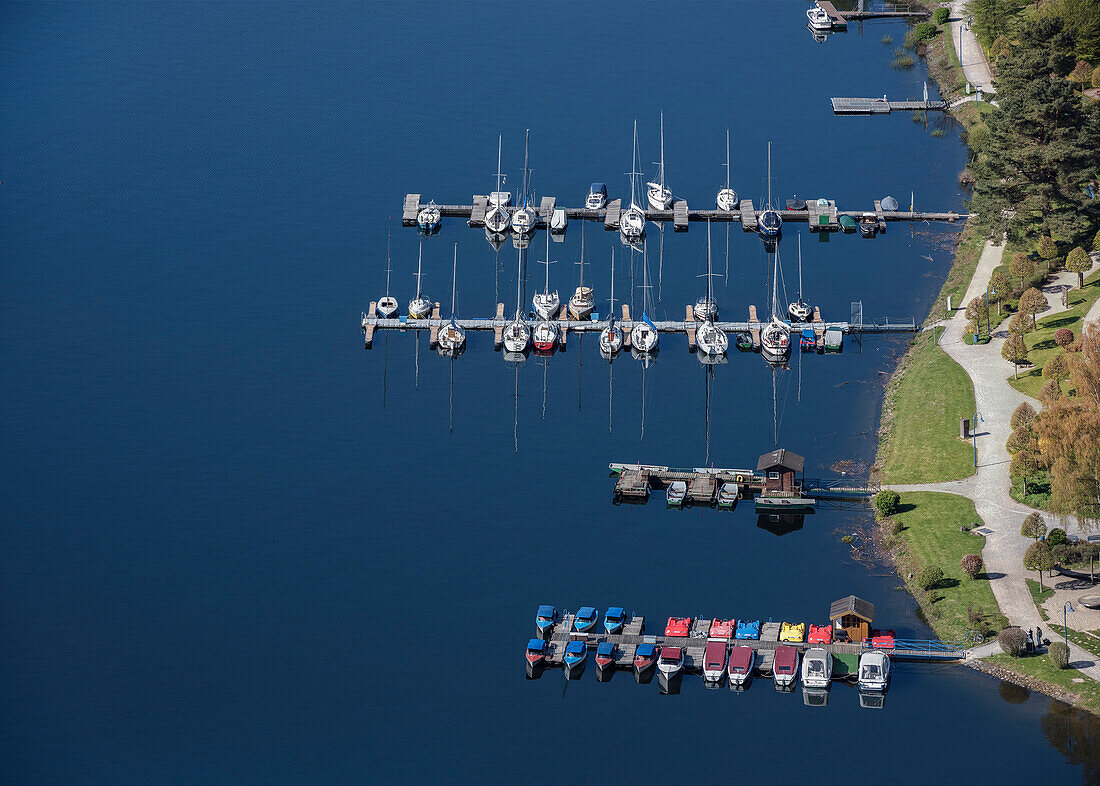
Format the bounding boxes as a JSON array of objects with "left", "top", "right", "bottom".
[
  {"left": 860, "top": 690, "right": 887, "bottom": 710},
  {"left": 756, "top": 512, "right": 807, "bottom": 537},
  {"left": 658, "top": 671, "right": 683, "bottom": 695},
  {"left": 803, "top": 687, "right": 830, "bottom": 707}
]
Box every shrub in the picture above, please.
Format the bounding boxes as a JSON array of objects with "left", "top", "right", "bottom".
[
  {"left": 998, "top": 627, "right": 1027, "bottom": 657},
  {"left": 874, "top": 490, "right": 901, "bottom": 518},
  {"left": 881, "top": 34, "right": 894, "bottom": 45},
  {"left": 1011, "top": 402, "right": 1037, "bottom": 431},
  {"left": 1048, "top": 641, "right": 1070, "bottom": 669},
  {"left": 891, "top": 520, "right": 905, "bottom": 536},
  {"left": 1021, "top": 512, "right": 1047, "bottom": 540},
  {"left": 1037, "top": 236, "right": 1059, "bottom": 261},
  {"left": 1008, "top": 312, "right": 1032, "bottom": 336},
  {"left": 1054, "top": 328, "right": 1075, "bottom": 348},
  {"left": 912, "top": 21, "right": 937, "bottom": 42},
  {"left": 841, "top": 535, "right": 854, "bottom": 544},
  {"left": 967, "top": 605, "right": 985, "bottom": 627},
  {"left": 961, "top": 553, "right": 983, "bottom": 578},
  {"left": 1094, "top": 229, "right": 1100, "bottom": 252},
  {"left": 933, "top": 6, "right": 949, "bottom": 25},
  {"left": 1047, "top": 528, "right": 1067, "bottom": 546},
  {"left": 917, "top": 565, "right": 944, "bottom": 590}
]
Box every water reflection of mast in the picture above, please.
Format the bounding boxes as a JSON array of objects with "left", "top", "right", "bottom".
[
  {"left": 608, "top": 360, "right": 614, "bottom": 434},
  {"left": 541, "top": 356, "right": 548, "bottom": 421},
  {"left": 414, "top": 331, "right": 420, "bottom": 390},
  {"left": 448, "top": 355, "right": 455, "bottom": 434},
  {"left": 513, "top": 361, "right": 520, "bottom": 454},
  {"left": 704, "top": 364, "right": 712, "bottom": 464},
  {"left": 772, "top": 365, "right": 779, "bottom": 448},
  {"left": 382, "top": 331, "right": 389, "bottom": 408},
  {"left": 577, "top": 335, "right": 582, "bottom": 412}
]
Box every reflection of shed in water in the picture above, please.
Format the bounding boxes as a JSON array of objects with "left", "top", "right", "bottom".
[
  {"left": 756, "top": 512, "right": 805, "bottom": 537},
  {"left": 830, "top": 594, "right": 876, "bottom": 642}
]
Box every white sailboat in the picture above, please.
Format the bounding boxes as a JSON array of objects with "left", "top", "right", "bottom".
[
  {"left": 761, "top": 249, "right": 791, "bottom": 360},
  {"left": 532, "top": 227, "right": 559, "bottom": 319},
  {"left": 484, "top": 134, "right": 510, "bottom": 235},
  {"left": 758, "top": 141, "right": 782, "bottom": 238},
  {"left": 619, "top": 119, "right": 646, "bottom": 243},
  {"left": 599, "top": 248, "right": 624, "bottom": 357},
  {"left": 407, "top": 241, "right": 432, "bottom": 319},
  {"left": 510, "top": 129, "right": 536, "bottom": 236},
  {"left": 646, "top": 111, "right": 672, "bottom": 211},
  {"left": 787, "top": 234, "right": 813, "bottom": 322},
  {"left": 568, "top": 224, "right": 594, "bottom": 321},
  {"left": 377, "top": 219, "right": 399, "bottom": 318},
  {"left": 502, "top": 247, "right": 530, "bottom": 355},
  {"left": 532, "top": 319, "right": 558, "bottom": 354},
  {"left": 630, "top": 241, "right": 658, "bottom": 354},
  {"left": 437, "top": 243, "right": 466, "bottom": 356},
  {"left": 416, "top": 201, "right": 441, "bottom": 234},
  {"left": 696, "top": 223, "right": 728, "bottom": 356},
  {"left": 716, "top": 128, "right": 737, "bottom": 211}
]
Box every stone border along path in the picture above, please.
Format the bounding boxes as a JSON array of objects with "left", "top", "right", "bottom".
[{"left": 889, "top": 240, "right": 1100, "bottom": 679}]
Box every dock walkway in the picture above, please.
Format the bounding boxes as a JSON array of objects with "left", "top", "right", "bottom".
[{"left": 831, "top": 97, "right": 948, "bottom": 115}]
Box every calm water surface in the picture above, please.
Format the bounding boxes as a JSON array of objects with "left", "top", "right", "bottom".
[{"left": 3, "top": 2, "right": 1098, "bottom": 782}]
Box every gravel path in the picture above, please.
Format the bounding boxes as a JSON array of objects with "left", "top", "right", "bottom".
[{"left": 947, "top": 0, "right": 995, "bottom": 95}]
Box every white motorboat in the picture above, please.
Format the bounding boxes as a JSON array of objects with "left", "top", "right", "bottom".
[
  {"left": 656, "top": 646, "right": 684, "bottom": 678},
  {"left": 620, "top": 119, "right": 646, "bottom": 243},
  {"left": 436, "top": 244, "right": 466, "bottom": 356},
  {"left": 532, "top": 229, "right": 559, "bottom": 319},
  {"left": 666, "top": 480, "right": 687, "bottom": 507},
  {"left": 696, "top": 222, "right": 727, "bottom": 356},
  {"left": 646, "top": 111, "right": 672, "bottom": 211},
  {"left": 702, "top": 639, "right": 728, "bottom": 682},
  {"left": 503, "top": 247, "right": 530, "bottom": 354},
  {"left": 716, "top": 128, "right": 737, "bottom": 210},
  {"left": 727, "top": 645, "right": 754, "bottom": 687},
  {"left": 758, "top": 142, "right": 782, "bottom": 239},
  {"left": 567, "top": 225, "right": 594, "bottom": 320},
  {"left": 773, "top": 646, "right": 799, "bottom": 689},
  {"left": 586, "top": 182, "right": 608, "bottom": 209},
  {"left": 376, "top": 219, "right": 399, "bottom": 318},
  {"left": 416, "top": 201, "right": 441, "bottom": 234},
  {"left": 407, "top": 242, "right": 432, "bottom": 319},
  {"left": 760, "top": 250, "right": 791, "bottom": 360},
  {"left": 484, "top": 135, "right": 511, "bottom": 234},
  {"left": 511, "top": 130, "right": 536, "bottom": 235},
  {"left": 801, "top": 647, "right": 833, "bottom": 689},
  {"left": 807, "top": 6, "right": 832, "bottom": 31},
  {"left": 532, "top": 320, "right": 558, "bottom": 354},
  {"left": 788, "top": 236, "right": 813, "bottom": 322},
  {"left": 599, "top": 248, "right": 624, "bottom": 357},
  {"left": 858, "top": 650, "right": 891, "bottom": 692}
]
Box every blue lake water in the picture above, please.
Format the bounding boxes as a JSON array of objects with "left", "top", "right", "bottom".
[{"left": 3, "top": 1, "right": 1098, "bottom": 782}]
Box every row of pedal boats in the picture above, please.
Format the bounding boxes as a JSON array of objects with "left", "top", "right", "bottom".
[{"left": 529, "top": 608, "right": 892, "bottom": 692}]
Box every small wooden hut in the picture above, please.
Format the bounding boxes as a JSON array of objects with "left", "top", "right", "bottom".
[
  {"left": 756, "top": 449, "right": 805, "bottom": 495},
  {"left": 830, "top": 595, "right": 876, "bottom": 642}
]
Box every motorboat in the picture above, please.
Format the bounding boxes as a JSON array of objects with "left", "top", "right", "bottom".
[
  {"left": 666, "top": 480, "right": 687, "bottom": 508},
  {"left": 595, "top": 642, "right": 616, "bottom": 681},
  {"left": 646, "top": 111, "right": 673, "bottom": 211},
  {"left": 807, "top": 6, "right": 832, "bottom": 31},
  {"left": 773, "top": 645, "right": 799, "bottom": 689},
  {"left": 703, "top": 639, "right": 728, "bottom": 682},
  {"left": 839, "top": 213, "right": 857, "bottom": 233},
  {"left": 550, "top": 207, "right": 567, "bottom": 234},
  {"left": 407, "top": 242, "right": 432, "bottom": 319},
  {"left": 734, "top": 332, "right": 754, "bottom": 352},
  {"left": 758, "top": 141, "right": 782, "bottom": 238},
  {"left": 567, "top": 225, "right": 594, "bottom": 320},
  {"left": 801, "top": 647, "right": 833, "bottom": 689},
  {"left": 657, "top": 646, "right": 684, "bottom": 679},
  {"left": 485, "top": 136, "right": 511, "bottom": 234},
  {"left": 664, "top": 617, "right": 691, "bottom": 637},
  {"left": 780, "top": 622, "right": 806, "bottom": 643},
  {"left": 823, "top": 325, "right": 843, "bottom": 353},
  {"left": 788, "top": 237, "right": 813, "bottom": 323},
  {"left": 525, "top": 638, "right": 546, "bottom": 677},
  {"left": 718, "top": 482, "right": 739, "bottom": 508},
  {"left": 573, "top": 606, "right": 598, "bottom": 634},
  {"left": 633, "top": 643, "right": 657, "bottom": 680},
  {"left": 535, "top": 605, "right": 556, "bottom": 637},
  {"left": 859, "top": 213, "right": 878, "bottom": 237},
  {"left": 532, "top": 230, "right": 559, "bottom": 319},
  {"left": 416, "top": 201, "right": 441, "bottom": 234},
  {"left": 708, "top": 618, "right": 735, "bottom": 639},
  {"left": 586, "top": 182, "right": 608, "bottom": 210},
  {"left": 799, "top": 328, "right": 816, "bottom": 352},
  {"left": 727, "top": 645, "right": 754, "bottom": 687},
  {"left": 858, "top": 650, "right": 891, "bottom": 691},
  {"left": 604, "top": 607, "right": 626, "bottom": 634},
  {"left": 735, "top": 620, "right": 760, "bottom": 640},
  {"left": 377, "top": 219, "right": 399, "bottom": 318},
  {"left": 511, "top": 130, "right": 536, "bottom": 235},
  {"left": 620, "top": 120, "right": 647, "bottom": 242},
  {"left": 563, "top": 641, "right": 588, "bottom": 679},
  {"left": 716, "top": 128, "right": 737, "bottom": 210},
  {"left": 436, "top": 244, "right": 466, "bottom": 357},
  {"left": 532, "top": 320, "right": 558, "bottom": 354},
  {"left": 807, "top": 624, "right": 832, "bottom": 645}
]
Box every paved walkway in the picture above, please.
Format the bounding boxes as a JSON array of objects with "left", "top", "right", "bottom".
[
  {"left": 948, "top": 0, "right": 995, "bottom": 95},
  {"left": 891, "top": 240, "right": 1100, "bottom": 678}
]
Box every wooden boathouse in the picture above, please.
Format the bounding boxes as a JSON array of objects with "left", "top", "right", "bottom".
[
  {"left": 830, "top": 595, "right": 876, "bottom": 643},
  {"left": 758, "top": 449, "right": 803, "bottom": 494}
]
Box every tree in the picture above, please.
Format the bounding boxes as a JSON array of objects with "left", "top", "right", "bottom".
[
  {"left": 1065, "top": 246, "right": 1092, "bottom": 289},
  {"left": 1044, "top": 352, "right": 1071, "bottom": 385},
  {"left": 1021, "top": 511, "right": 1047, "bottom": 540},
  {"left": 966, "top": 296, "right": 989, "bottom": 334},
  {"left": 1054, "top": 328, "right": 1075, "bottom": 348},
  {"left": 1024, "top": 540, "right": 1057, "bottom": 589},
  {"left": 1006, "top": 427, "right": 1035, "bottom": 455},
  {"left": 1008, "top": 312, "right": 1033, "bottom": 336},
  {"left": 933, "top": 6, "right": 950, "bottom": 25},
  {"left": 998, "top": 626, "right": 1027, "bottom": 657},
  {"left": 990, "top": 271, "right": 1012, "bottom": 312},
  {"left": 1048, "top": 528, "right": 1068, "bottom": 546},
  {"left": 1095, "top": 229, "right": 1100, "bottom": 252},
  {"left": 1012, "top": 401, "right": 1037, "bottom": 431},
  {"left": 1048, "top": 641, "right": 1070, "bottom": 669},
  {"left": 874, "top": 490, "right": 900, "bottom": 518},
  {"left": 1019, "top": 288, "right": 1047, "bottom": 330},
  {"left": 1094, "top": 65, "right": 1100, "bottom": 89},
  {"left": 1070, "top": 60, "right": 1093, "bottom": 83},
  {"left": 1002, "top": 333, "right": 1029, "bottom": 377},
  {"left": 1040, "top": 379, "right": 1063, "bottom": 402},
  {"left": 1038, "top": 235, "right": 1060, "bottom": 263},
  {"left": 917, "top": 565, "right": 944, "bottom": 590},
  {"left": 961, "top": 553, "right": 983, "bottom": 579},
  {"left": 1010, "top": 251, "right": 1033, "bottom": 288},
  {"left": 966, "top": 0, "right": 1020, "bottom": 49}
]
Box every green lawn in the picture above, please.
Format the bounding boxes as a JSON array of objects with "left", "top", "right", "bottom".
[
  {"left": 1027, "top": 578, "right": 1054, "bottom": 620},
  {"left": 1008, "top": 268, "right": 1100, "bottom": 398},
  {"left": 930, "top": 222, "right": 987, "bottom": 327},
  {"left": 878, "top": 331, "right": 976, "bottom": 484},
  {"left": 986, "top": 652, "right": 1100, "bottom": 716},
  {"left": 890, "top": 492, "right": 1005, "bottom": 642}
]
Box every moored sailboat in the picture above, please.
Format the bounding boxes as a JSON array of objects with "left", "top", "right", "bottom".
[
  {"left": 567, "top": 224, "right": 594, "bottom": 320},
  {"left": 646, "top": 111, "right": 672, "bottom": 211},
  {"left": 630, "top": 243, "right": 658, "bottom": 354},
  {"left": 758, "top": 142, "right": 782, "bottom": 239},
  {"left": 510, "top": 130, "right": 536, "bottom": 235},
  {"left": 484, "top": 134, "right": 511, "bottom": 235},
  {"left": 407, "top": 241, "right": 432, "bottom": 319},
  {"left": 787, "top": 235, "right": 813, "bottom": 322},
  {"left": 716, "top": 128, "right": 737, "bottom": 211},
  {"left": 696, "top": 222, "right": 728, "bottom": 356},
  {"left": 760, "top": 249, "right": 791, "bottom": 361},
  {"left": 620, "top": 119, "right": 646, "bottom": 243},
  {"left": 532, "top": 228, "right": 559, "bottom": 319},
  {"left": 377, "top": 219, "right": 399, "bottom": 318},
  {"left": 502, "top": 247, "right": 530, "bottom": 355},
  {"left": 599, "top": 248, "right": 624, "bottom": 357},
  {"left": 436, "top": 243, "right": 466, "bottom": 356}
]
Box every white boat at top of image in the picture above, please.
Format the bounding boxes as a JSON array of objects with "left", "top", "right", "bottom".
[
  {"left": 646, "top": 111, "right": 672, "bottom": 211},
  {"left": 716, "top": 128, "right": 737, "bottom": 211}
]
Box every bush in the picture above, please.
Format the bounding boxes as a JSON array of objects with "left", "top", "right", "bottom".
[
  {"left": 912, "top": 21, "right": 938, "bottom": 42},
  {"left": 933, "top": 6, "right": 950, "bottom": 25},
  {"left": 1021, "top": 512, "right": 1047, "bottom": 540},
  {"left": 998, "top": 627, "right": 1027, "bottom": 657},
  {"left": 1047, "top": 528, "right": 1067, "bottom": 546},
  {"left": 1093, "top": 65, "right": 1100, "bottom": 89},
  {"left": 1048, "top": 641, "right": 1070, "bottom": 669},
  {"left": 967, "top": 605, "right": 985, "bottom": 627},
  {"left": 917, "top": 565, "right": 944, "bottom": 590},
  {"left": 961, "top": 553, "right": 983, "bottom": 578},
  {"left": 1037, "top": 236, "right": 1059, "bottom": 261},
  {"left": 874, "top": 490, "right": 901, "bottom": 518},
  {"left": 1054, "top": 328, "right": 1075, "bottom": 348},
  {"left": 841, "top": 535, "right": 854, "bottom": 544},
  {"left": 891, "top": 520, "right": 905, "bottom": 536}
]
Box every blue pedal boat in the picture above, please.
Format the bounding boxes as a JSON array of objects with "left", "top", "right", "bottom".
[
  {"left": 604, "top": 607, "right": 626, "bottom": 634},
  {"left": 535, "top": 605, "right": 556, "bottom": 637},
  {"left": 735, "top": 619, "right": 761, "bottom": 640},
  {"left": 573, "top": 606, "right": 598, "bottom": 633}
]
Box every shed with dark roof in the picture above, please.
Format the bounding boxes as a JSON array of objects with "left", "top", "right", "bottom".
[
  {"left": 829, "top": 595, "right": 876, "bottom": 642},
  {"left": 757, "top": 449, "right": 805, "bottom": 494}
]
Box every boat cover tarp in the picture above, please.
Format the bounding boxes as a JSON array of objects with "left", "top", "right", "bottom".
[
  {"left": 774, "top": 647, "right": 798, "bottom": 673},
  {"left": 537, "top": 605, "right": 555, "bottom": 617},
  {"left": 596, "top": 642, "right": 615, "bottom": 656},
  {"left": 589, "top": 182, "right": 607, "bottom": 194},
  {"left": 728, "top": 646, "right": 754, "bottom": 672},
  {"left": 576, "top": 606, "right": 597, "bottom": 619},
  {"left": 881, "top": 195, "right": 899, "bottom": 211},
  {"left": 565, "top": 642, "right": 587, "bottom": 655},
  {"left": 527, "top": 639, "right": 545, "bottom": 651},
  {"left": 606, "top": 607, "right": 625, "bottom": 619},
  {"left": 635, "top": 644, "right": 655, "bottom": 658}
]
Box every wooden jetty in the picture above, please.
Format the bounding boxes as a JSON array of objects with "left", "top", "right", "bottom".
[
  {"left": 831, "top": 97, "right": 948, "bottom": 115},
  {"left": 816, "top": 0, "right": 927, "bottom": 28}
]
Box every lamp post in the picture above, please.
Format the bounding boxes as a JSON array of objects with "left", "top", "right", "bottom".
[
  {"left": 972, "top": 411, "right": 983, "bottom": 467},
  {"left": 1064, "top": 602, "right": 1075, "bottom": 649}
]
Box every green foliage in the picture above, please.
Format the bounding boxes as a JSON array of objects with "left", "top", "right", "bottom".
[
  {"left": 933, "top": 6, "right": 950, "bottom": 26},
  {"left": 917, "top": 565, "right": 945, "bottom": 590},
  {"left": 1038, "top": 236, "right": 1060, "bottom": 261},
  {"left": 998, "top": 626, "right": 1027, "bottom": 657},
  {"left": 961, "top": 553, "right": 983, "bottom": 578},
  {"left": 1047, "top": 527, "right": 1068, "bottom": 546},
  {"left": 965, "top": 295, "right": 989, "bottom": 325},
  {"left": 1019, "top": 288, "right": 1047, "bottom": 329},
  {"left": 1066, "top": 246, "right": 1092, "bottom": 288},
  {"left": 1094, "top": 65, "right": 1100, "bottom": 89},
  {"left": 912, "top": 22, "right": 938, "bottom": 43},
  {"left": 967, "top": 122, "right": 990, "bottom": 154},
  {"left": 1024, "top": 540, "right": 1057, "bottom": 577},
  {"left": 1002, "top": 333, "right": 1029, "bottom": 376},
  {"left": 875, "top": 490, "right": 901, "bottom": 518},
  {"left": 1048, "top": 640, "right": 1070, "bottom": 669},
  {"left": 1010, "top": 251, "right": 1033, "bottom": 286},
  {"left": 1069, "top": 60, "right": 1093, "bottom": 83},
  {"left": 1044, "top": 352, "right": 1071, "bottom": 382},
  {"left": 1022, "top": 512, "right": 1047, "bottom": 540},
  {"left": 881, "top": 34, "right": 894, "bottom": 45},
  {"left": 841, "top": 534, "right": 854, "bottom": 544}
]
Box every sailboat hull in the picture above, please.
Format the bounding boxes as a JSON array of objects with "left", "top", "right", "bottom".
[
  {"left": 376, "top": 297, "right": 399, "bottom": 318},
  {"left": 533, "top": 293, "right": 559, "bottom": 321},
  {"left": 647, "top": 185, "right": 672, "bottom": 211}
]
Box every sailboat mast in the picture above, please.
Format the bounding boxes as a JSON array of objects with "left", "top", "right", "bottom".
[
  {"left": 609, "top": 248, "right": 615, "bottom": 311},
  {"left": 385, "top": 217, "right": 392, "bottom": 295},
  {"left": 772, "top": 248, "right": 780, "bottom": 319},
  {"left": 798, "top": 234, "right": 803, "bottom": 300},
  {"left": 659, "top": 111, "right": 665, "bottom": 189},
  {"left": 495, "top": 134, "right": 502, "bottom": 193},
  {"left": 522, "top": 129, "right": 530, "bottom": 208},
  {"left": 450, "top": 242, "right": 457, "bottom": 321},
  {"left": 579, "top": 223, "right": 585, "bottom": 287},
  {"left": 544, "top": 224, "right": 550, "bottom": 295},
  {"left": 515, "top": 246, "right": 523, "bottom": 318},
  {"left": 725, "top": 129, "right": 731, "bottom": 191},
  {"left": 706, "top": 220, "right": 713, "bottom": 306},
  {"left": 416, "top": 241, "right": 423, "bottom": 298},
  {"left": 767, "top": 141, "right": 772, "bottom": 208},
  {"left": 631, "top": 119, "right": 638, "bottom": 206}
]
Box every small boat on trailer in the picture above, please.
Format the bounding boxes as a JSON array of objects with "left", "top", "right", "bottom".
[
  {"left": 525, "top": 639, "right": 546, "bottom": 676},
  {"left": 727, "top": 645, "right": 754, "bottom": 687},
  {"left": 703, "top": 639, "right": 728, "bottom": 682},
  {"left": 858, "top": 650, "right": 891, "bottom": 692},
  {"left": 773, "top": 645, "right": 799, "bottom": 689},
  {"left": 595, "top": 642, "right": 616, "bottom": 681},
  {"left": 801, "top": 647, "right": 833, "bottom": 689},
  {"left": 535, "top": 605, "right": 556, "bottom": 637},
  {"left": 563, "top": 641, "right": 588, "bottom": 679},
  {"left": 666, "top": 480, "right": 687, "bottom": 507},
  {"left": 718, "top": 482, "right": 740, "bottom": 508},
  {"left": 633, "top": 643, "right": 657, "bottom": 681},
  {"left": 573, "top": 606, "right": 599, "bottom": 634},
  {"left": 604, "top": 607, "right": 626, "bottom": 635}
]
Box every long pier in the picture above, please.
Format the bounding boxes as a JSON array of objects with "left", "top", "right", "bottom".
[
  {"left": 816, "top": 0, "right": 927, "bottom": 28},
  {"left": 831, "top": 97, "right": 949, "bottom": 115}
]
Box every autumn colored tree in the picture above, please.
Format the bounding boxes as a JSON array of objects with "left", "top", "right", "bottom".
[
  {"left": 1040, "top": 379, "right": 1063, "bottom": 402},
  {"left": 1024, "top": 540, "right": 1057, "bottom": 590},
  {"left": 961, "top": 553, "right": 983, "bottom": 579},
  {"left": 1054, "top": 328, "right": 1075, "bottom": 348},
  {"left": 1012, "top": 448, "right": 1041, "bottom": 494},
  {"left": 966, "top": 296, "right": 990, "bottom": 335},
  {"left": 990, "top": 271, "right": 1012, "bottom": 313},
  {"left": 1070, "top": 60, "right": 1093, "bottom": 83},
  {"left": 1044, "top": 352, "right": 1071, "bottom": 385},
  {"left": 1021, "top": 512, "right": 1047, "bottom": 540},
  {"left": 1038, "top": 235, "right": 1059, "bottom": 262},
  {"left": 1009, "top": 312, "right": 1033, "bottom": 336},
  {"left": 1065, "top": 246, "right": 1091, "bottom": 289},
  {"left": 1010, "top": 251, "right": 1033, "bottom": 289},
  {"left": 1094, "top": 65, "right": 1100, "bottom": 89},
  {"left": 1006, "top": 427, "right": 1035, "bottom": 455},
  {"left": 1011, "top": 401, "right": 1037, "bottom": 431},
  {"left": 1002, "top": 333, "right": 1029, "bottom": 377},
  {"left": 1018, "top": 288, "right": 1047, "bottom": 330}
]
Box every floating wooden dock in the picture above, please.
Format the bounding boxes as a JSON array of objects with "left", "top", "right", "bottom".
[
  {"left": 816, "top": 0, "right": 927, "bottom": 28},
  {"left": 831, "top": 97, "right": 948, "bottom": 115}
]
